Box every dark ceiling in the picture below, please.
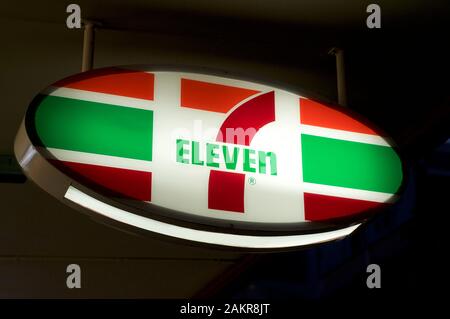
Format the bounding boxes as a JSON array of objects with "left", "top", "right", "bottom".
[{"left": 1, "top": 1, "right": 442, "bottom": 27}]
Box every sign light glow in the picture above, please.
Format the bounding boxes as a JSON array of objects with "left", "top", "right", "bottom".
[
  {"left": 14, "top": 66, "right": 404, "bottom": 249},
  {"left": 64, "top": 185, "right": 361, "bottom": 248}
]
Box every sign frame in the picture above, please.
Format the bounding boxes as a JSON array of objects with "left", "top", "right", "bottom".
[{"left": 14, "top": 65, "right": 407, "bottom": 250}]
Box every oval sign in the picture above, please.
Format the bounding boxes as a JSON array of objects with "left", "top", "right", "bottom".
[{"left": 15, "top": 66, "right": 404, "bottom": 249}]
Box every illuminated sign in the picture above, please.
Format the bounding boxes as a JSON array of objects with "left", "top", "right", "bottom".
[{"left": 14, "top": 66, "right": 404, "bottom": 249}]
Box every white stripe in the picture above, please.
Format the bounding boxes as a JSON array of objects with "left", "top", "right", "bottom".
[
  {"left": 301, "top": 124, "right": 393, "bottom": 147},
  {"left": 65, "top": 185, "right": 361, "bottom": 249},
  {"left": 43, "top": 87, "right": 156, "bottom": 111},
  {"left": 43, "top": 148, "right": 153, "bottom": 172},
  {"left": 274, "top": 90, "right": 304, "bottom": 220},
  {"left": 295, "top": 92, "right": 305, "bottom": 221},
  {"left": 303, "top": 182, "right": 398, "bottom": 203}
]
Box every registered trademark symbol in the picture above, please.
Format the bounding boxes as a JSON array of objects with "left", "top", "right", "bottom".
[{"left": 248, "top": 177, "right": 256, "bottom": 185}]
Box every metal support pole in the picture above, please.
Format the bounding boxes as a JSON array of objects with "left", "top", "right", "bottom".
[
  {"left": 329, "top": 47, "right": 347, "bottom": 107},
  {"left": 81, "top": 21, "right": 96, "bottom": 72}
]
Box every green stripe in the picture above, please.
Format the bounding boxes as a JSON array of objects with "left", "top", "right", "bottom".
[
  {"left": 35, "top": 95, "right": 153, "bottom": 161},
  {"left": 301, "top": 134, "right": 402, "bottom": 193}
]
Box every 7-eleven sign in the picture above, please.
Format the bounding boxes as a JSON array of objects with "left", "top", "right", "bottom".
[{"left": 16, "top": 66, "right": 403, "bottom": 248}]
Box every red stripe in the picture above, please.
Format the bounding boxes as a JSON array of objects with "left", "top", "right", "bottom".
[
  {"left": 217, "top": 91, "right": 275, "bottom": 146},
  {"left": 50, "top": 160, "right": 152, "bottom": 201},
  {"left": 300, "top": 98, "right": 377, "bottom": 135},
  {"left": 208, "top": 170, "right": 245, "bottom": 213},
  {"left": 304, "top": 193, "right": 386, "bottom": 221},
  {"left": 54, "top": 67, "right": 154, "bottom": 101},
  {"left": 181, "top": 78, "right": 259, "bottom": 113},
  {"left": 207, "top": 91, "right": 275, "bottom": 213}
]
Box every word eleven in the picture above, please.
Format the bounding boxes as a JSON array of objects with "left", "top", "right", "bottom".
[{"left": 176, "top": 139, "right": 278, "bottom": 176}]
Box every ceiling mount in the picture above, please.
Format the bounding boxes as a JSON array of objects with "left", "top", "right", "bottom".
[{"left": 81, "top": 19, "right": 101, "bottom": 72}]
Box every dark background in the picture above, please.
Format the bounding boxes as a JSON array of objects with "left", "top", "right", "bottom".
[{"left": 0, "top": 0, "right": 449, "bottom": 310}]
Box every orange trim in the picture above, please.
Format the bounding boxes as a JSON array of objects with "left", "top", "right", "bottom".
[
  {"left": 300, "top": 98, "right": 377, "bottom": 135},
  {"left": 181, "top": 78, "right": 259, "bottom": 113},
  {"left": 54, "top": 67, "right": 154, "bottom": 101}
]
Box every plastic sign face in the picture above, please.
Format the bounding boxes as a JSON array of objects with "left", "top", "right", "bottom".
[{"left": 15, "top": 66, "right": 404, "bottom": 249}]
